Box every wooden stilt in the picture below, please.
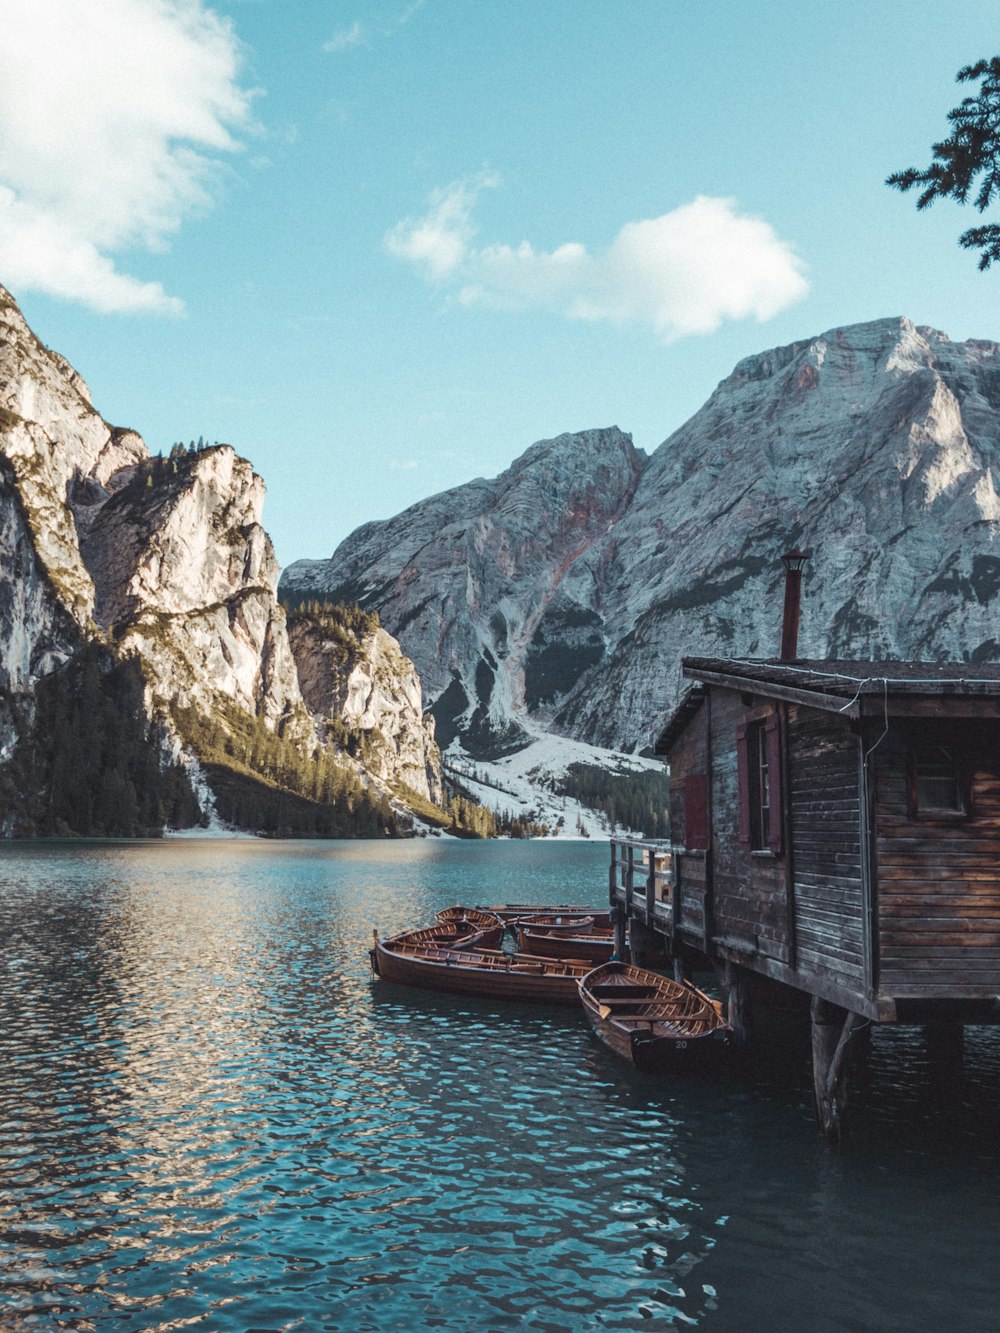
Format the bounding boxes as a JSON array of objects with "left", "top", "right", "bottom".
[
  {"left": 611, "top": 906, "right": 626, "bottom": 960},
  {"left": 811, "top": 997, "right": 865, "bottom": 1146},
  {"left": 628, "top": 919, "right": 654, "bottom": 965},
  {"left": 720, "top": 961, "right": 751, "bottom": 1048}
]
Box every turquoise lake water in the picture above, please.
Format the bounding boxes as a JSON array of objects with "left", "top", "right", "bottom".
[{"left": 0, "top": 838, "right": 998, "bottom": 1331}]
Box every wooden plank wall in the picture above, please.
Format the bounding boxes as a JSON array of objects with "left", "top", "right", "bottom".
[
  {"left": 709, "top": 692, "right": 789, "bottom": 963},
  {"left": 666, "top": 689, "right": 868, "bottom": 1000},
  {"left": 786, "top": 705, "right": 865, "bottom": 991},
  {"left": 667, "top": 703, "right": 709, "bottom": 946},
  {"left": 875, "top": 722, "right": 1000, "bottom": 998}
]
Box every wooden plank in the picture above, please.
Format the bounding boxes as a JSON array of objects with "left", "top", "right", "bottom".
[
  {"left": 685, "top": 666, "right": 860, "bottom": 717},
  {"left": 876, "top": 696, "right": 1000, "bottom": 717},
  {"left": 796, "top": 941, "right": 865, "bottom": 963},
  {"left": 796, "top": 915, "right": 864, "bottom": 939},
  {"left": 879, "top": 933, "right": 1000, "bottom": 950},
  {"left": 795, "top": 878, "right": 864, "bottom": 897},
  {"left": 884, "top": 984, "right": 1000, "bottom": 999},
  {"left": 881, "top": 959, "right": 1000, "bottom": 975},
  {"left": 796, "top": 852, "right": 863, "bottom": 868},
  {"left": 795, "top": 918, "right": 864, "bottom": 943},
  {"left": 881, "top": 897, "right": 1000, "bottom": 912},
  {"left": 711, "top": 943, "right": 882, "bottom": 1016}
]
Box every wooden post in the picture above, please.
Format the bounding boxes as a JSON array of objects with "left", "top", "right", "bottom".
[
  {"left": 781, "top": 699, "right": 797, "bottom": 970},
  {"left": 645, "top": 851, "right": 657, "bottom": 921},
  {"left": 811, "top": 996, "right": 866, "bottom": 1146},
  {"left": 669, "top": 849, "right": 680, "bottom": 950},
  {"left": 858, "top": 724, "right": 879, "bottom": 1000},
  {"left": 628, "top": 917, "right": 640, "bottom": 965},
  {"left": 703, "top": 689, "right": 714, "bottom": 955},
  {"left": 720, "top": 960, "right": 751, "bottom": 1048},
  {"left": 629, "top": 918, "right": 648, "bottom": 965},
  {"left": 611, "top": 905, "right": 627, "bottom": 959}
]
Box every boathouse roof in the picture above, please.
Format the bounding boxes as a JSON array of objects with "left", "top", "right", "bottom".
[{"left": 655, "top": 658, "right": 1000, "bottom": 753}]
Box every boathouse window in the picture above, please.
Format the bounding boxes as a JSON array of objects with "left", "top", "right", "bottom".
[
  {"left": 908, "top": 744, "right": 967, "bottom": 817},
  {"left": 736, "top": 714, "right": 783, "bottom": 854}
]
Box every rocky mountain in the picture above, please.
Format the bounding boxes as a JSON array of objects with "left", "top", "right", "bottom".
[
  {"left": 0, "top": 285, "right": 441, "bottom": 835},
  {"left": 286, "top": 601, "right": 442, "bottom": 804},
  {"left": 284, "top": 427, "right": 646, "bottom": 757},
  {"left": 282, "top": 317, "right": 1000, "bottom": 755}
]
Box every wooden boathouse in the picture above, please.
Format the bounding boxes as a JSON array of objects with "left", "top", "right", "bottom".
[{"left": 610, "top": 558, "right": 1000, "bottom": 1140}]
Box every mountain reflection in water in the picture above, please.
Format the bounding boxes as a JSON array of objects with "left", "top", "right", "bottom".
[{"left": 0, "top": 839, "right": 997, "bottom": 1331}]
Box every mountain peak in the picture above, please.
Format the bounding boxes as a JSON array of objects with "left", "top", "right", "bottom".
[{"left": 284, "top": 312, "right": 1000, "bottom": 756}]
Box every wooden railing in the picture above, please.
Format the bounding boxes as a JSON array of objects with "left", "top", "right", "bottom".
[{"left": 608, "top": 837, "right": 674, "bottom": 927}]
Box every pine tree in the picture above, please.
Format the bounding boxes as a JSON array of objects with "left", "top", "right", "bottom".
[{"left": 888, "top": 57, "right": 1000, "bottom": 268}]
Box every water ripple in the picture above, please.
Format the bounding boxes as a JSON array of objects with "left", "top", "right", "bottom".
[{"left": 1, "top": 840, "right": 998, "bottom": 1330}]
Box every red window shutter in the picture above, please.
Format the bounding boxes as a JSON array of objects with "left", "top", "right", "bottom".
[
  {"left": 684, "top": 773, "right": 708, "bottom": 850},
  {"left": 765, "top": 711, "right": 784, "bottom": 854},
  {"left": 736, "top": 724, "right": 751, "bottom": 849}
]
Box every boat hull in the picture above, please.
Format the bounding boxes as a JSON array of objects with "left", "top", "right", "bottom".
[
  {"left": 516, "top": 913, "right": 595, "bottom": 935},
  {"left": 579, "top": 962, "right": 730, "bottom": 1072},
  {"left": 517, "top": 927, "right": 617, "bottom": 963},
  {"left": 435, "top": 906, "right": 505, "bottom": 949},
  {"left": 371, "top": 943, "right": 590, "bottom": 1004},
  {"left": 483, "top": 904, "right": 612, "bottom": 929},
  {"left": 386, "top": 922, "right": 503, "bottom": 951}
]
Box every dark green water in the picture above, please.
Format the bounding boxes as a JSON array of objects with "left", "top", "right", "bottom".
[{"left": 0, "top": 839, "right": 998, "bottom": 1331}]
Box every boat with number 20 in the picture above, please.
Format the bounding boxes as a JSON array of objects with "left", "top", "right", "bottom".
[{"left": 579, "top": 961, "right": 730, "bottom": 1073}]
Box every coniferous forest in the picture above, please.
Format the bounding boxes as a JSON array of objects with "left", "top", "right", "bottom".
[
  {"left": 1, "top": 641, "right": 401, "bottom": 839},
  {"left": 172, "top": 699, "right": 399, "bottom": 838},
  {"left": 554, "top": 762, "right": 670, "bottom": 838},
  {"left": 4, "top": 643, "right": 199, "bottom": 836}
]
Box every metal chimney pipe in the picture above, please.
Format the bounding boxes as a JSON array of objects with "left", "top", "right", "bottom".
[{"left": 779, "top": 549, "right": 809, "bottom": 661}]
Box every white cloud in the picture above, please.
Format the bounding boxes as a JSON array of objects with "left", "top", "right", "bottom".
[
  {"left": 323, "top": 21, "right": 364, "bottom": 53},
  {"left": 386, "top": 171, "right": 500, "bottom": 279},
  {"left": 387, "top": 180, "right": 809, "bottom": 341},
  {"left": 0, "top": 0, "right": 253, "bottom": 315}
]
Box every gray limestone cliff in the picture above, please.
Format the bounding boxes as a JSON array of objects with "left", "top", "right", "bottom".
[
  {"left": 0, "top": 285, "right": 443, "bottom": 833},
  {"left": 284, "top": 427, "right": 646, "bottom": 758},
  {"left": 282, "top": 317, "right": 1000, "bottom": 755},
  {"left": 286, "top": 604, "right": 443, "bottom": 803},
  {"left": 0, "top": 282, "right": 308, "bottom": 752}
]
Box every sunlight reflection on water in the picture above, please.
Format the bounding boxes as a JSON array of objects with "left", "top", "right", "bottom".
[{"left": 0, "top": 839, "right": 998, "bottom": 1331}]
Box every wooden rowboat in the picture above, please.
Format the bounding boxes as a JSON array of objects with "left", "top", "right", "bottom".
[
  {"left": 516, "top": 912, "right": 596, "bottom": 935},
  {"left": 385, "top": 923, "right": 484, "bottom": 949},
  {"left": 516, "top": 923, "right": 617, "bottom": 964},
  {"left": 435, "top": 905, "right": 505, "bottom": 949},
  {"left": 370, "top": 939, "right": 593, "bottom": 1004},
  {"left": 579, "top": 962, "right": 730, "bottom": 1073},
  {"left": 482, "top": 903, "right": 612, "bottom": 929},
  {"left": 376, "top": 906, "right": 505, "bottom": 954}
]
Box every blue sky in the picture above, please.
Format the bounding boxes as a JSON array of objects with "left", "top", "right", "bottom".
[{"left": 3, "top": 0, "right": 999, "bottom": 566}]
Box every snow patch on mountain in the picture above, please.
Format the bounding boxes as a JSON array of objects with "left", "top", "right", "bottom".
[{"left": 443, "top": 725, "right": 665, "bottom": 839}]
